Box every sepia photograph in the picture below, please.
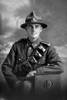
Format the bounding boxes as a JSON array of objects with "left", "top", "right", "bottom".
[{"left": 0, "top": 0, "right": 67, "bottom": 100}]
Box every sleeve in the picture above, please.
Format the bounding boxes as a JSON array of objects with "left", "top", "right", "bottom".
[
  {"left": 46, "top": 46, "right": 63, "bottom": 67},
  {"left": 36, "top": 45, "right": 64, "bottom": 74},
  {"left": 45, "top": 45, "right": 64, "bottom": 72},
  {"left": 1, "top": 43, "right": 21, "bottom": 88}
]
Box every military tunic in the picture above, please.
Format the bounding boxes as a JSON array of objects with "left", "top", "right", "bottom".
[{"left": 1, "top": 38, "right": 63, "bottom": 88}]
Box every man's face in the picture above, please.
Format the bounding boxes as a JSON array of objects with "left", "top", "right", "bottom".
[{"left": 26, "top": 24, "right": 43, "bottom": 41}]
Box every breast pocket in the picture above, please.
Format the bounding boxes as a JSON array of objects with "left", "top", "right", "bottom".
[{"left": 13, "top": 56, "right": 25, "bottom": 74}]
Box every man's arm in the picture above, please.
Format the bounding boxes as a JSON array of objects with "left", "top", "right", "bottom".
[
  {"left": 36, "top": 45, "right": 64, "bottom": 74},
  {"left": 1, "top": 43, "right": 21, "bottom": 88}
]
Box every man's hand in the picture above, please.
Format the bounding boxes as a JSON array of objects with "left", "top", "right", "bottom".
[
  {"left": 26, "top": 70, "right": 36, "bottom": 78},
  {"left": 15, "top": 80, "right": 23, "bottom": 88}
]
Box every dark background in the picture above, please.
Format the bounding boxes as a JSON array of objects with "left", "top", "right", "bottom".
[{"left": 0, "top": 0, "right": 67, "bottom": 98}]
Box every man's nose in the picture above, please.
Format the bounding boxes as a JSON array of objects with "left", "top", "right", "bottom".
[{"left": 32, "top": 25, "right": 35, "bottom": 31}]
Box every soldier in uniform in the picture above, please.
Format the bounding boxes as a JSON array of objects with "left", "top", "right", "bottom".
[{"left": 1, "top": 11, "right": 63, "bottom": 94}]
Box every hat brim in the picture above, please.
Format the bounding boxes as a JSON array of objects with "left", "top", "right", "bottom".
[{"left": 20, "top": 22, "right": 47, "bottom": 29}]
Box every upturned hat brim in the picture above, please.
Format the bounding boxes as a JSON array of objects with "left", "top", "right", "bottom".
[{"left": 21, "top": 22, "right": 47, "bottom": 29}]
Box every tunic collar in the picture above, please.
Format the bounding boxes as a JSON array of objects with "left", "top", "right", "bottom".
[{"left": 27, "top": 37, "right": 42, "bottom": 48}]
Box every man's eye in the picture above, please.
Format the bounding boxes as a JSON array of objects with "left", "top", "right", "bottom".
[{"left": 35, "top": 25, "right": 39, "bottom": 28}]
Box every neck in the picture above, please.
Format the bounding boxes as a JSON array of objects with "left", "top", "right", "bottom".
[{"left": 28, "top": 37, "right": 41, "bottom": 48}]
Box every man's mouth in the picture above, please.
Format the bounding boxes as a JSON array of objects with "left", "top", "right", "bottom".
[{"left": 31, "top": 34, "right": 37, "bottom": 37}]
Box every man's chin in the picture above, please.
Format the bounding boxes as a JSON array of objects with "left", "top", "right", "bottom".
[{"left": 29, "top": 37, "right": 38, "bottom": 42}]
